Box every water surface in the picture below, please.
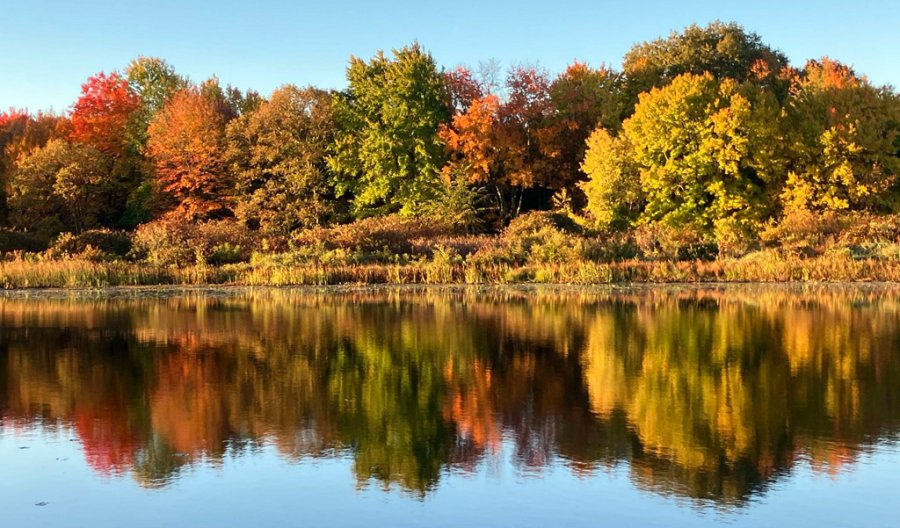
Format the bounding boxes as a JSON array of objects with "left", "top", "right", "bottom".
[{"left": 2, "top": 285, "right": 899, "bottom": 527}]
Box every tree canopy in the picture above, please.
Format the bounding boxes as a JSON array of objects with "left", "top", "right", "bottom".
[{"left": 328, "top": 43, "right": 450, "bottom": 216}]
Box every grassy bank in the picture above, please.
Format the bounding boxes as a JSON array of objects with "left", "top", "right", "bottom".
[
  {"left": 2, "top": 210, "right": 898, "bottom": 289},
  {"left": 1, "top": 251, "right": 897, "bottom": 289}
]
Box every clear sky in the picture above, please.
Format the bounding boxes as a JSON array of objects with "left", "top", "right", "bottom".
[{"left": 3, "top": 0, "right": 898, "bottom": 112}]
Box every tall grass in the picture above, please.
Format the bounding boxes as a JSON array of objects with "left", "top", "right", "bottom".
[
  {"left": 0, "top": 259, "right": 237, "bottom": 289},
  {"left": 0, "top": 246, "right": 897, "bottom": 289}
]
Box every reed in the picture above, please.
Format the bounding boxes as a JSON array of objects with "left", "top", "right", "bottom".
[{"left": 0, "top": 250, "right": 896, "bottom": 289}]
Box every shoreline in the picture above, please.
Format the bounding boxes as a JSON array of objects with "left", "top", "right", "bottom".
[
  {"left": 1, "top": 251, "right": 898, "bottom": 291},
  {"left": 0, "top": 281, "right": 897, "bottom": 300}
]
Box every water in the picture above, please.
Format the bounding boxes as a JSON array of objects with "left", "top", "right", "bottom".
[{"left": 1, "top": 285, "right": 899, "bottom": 527}]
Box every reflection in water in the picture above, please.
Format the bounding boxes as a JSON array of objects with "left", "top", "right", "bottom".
[{"left": 1, "top": 286, "right": 898, "bottom": 506}]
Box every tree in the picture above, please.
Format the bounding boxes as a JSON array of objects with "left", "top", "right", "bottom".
[
  {"left": 328, "top": 43, "right": 450, "bottom": 216},
  {"left": 227, "top": 85, "right": 337, "bottom": 235},
  {"left": 579, "top": 128, "right": 642, "bottom": 228},
  {"left": 780, "top": 58, "right": 900, "bottom": 212},
  {"left": 9, "top": 138, "right": 109, "bottom": 233},
  {"left": 125, "top": 57, "right": 189, "bottom": 150},
  {"left": 623, "top": 21, "right": 789, "bottom": 106},
  {"left": 69, "top": 72, "right": 140, "bottom": 158},
  {"left": 499, "top": 66, "right": 553, "bottom": 190},
  {"left": 601, "top": 73, "right": 781, "bottom": 243},
  {"left": 0, "top": 110, "right": 70, "bottom": 222},
  {"left": 147, "top": 88, "right": 231, "bottom": 220},
  {"left": 538, "top": 62, "right": 624, "bottom": 195},
  {"left": 439, "top": 67, "right": 554, "bottom": 221},
  {"left": 443, "top": 66, "right": 485, "bottom": 114}
]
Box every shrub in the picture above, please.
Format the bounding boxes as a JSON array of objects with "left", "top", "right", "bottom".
[
  {"left": 131, "top": 217, "right": 194, "bottom": 266},
  {"left": 422, "top": 177, "right": 488, "bottom": 234},
  {"left": 835, "top": 212, "right": 900, "bottom": 246},
  {"left": 192, "top": 221, "right": 257, "bottom": 263},
  {"left": 714, "top": 218, "right": 759, "bottom": 258},
  {"left": 760, "top": 209, "right": 845, "bottom": 256},
  {"left": 581, "top": 233, "right": 640, "bottom": 261},
  {"left": 410, "top": 234, "right": 493, "bottom": 258},
  {"left": 132, "top": 217, "right": 256, "bottom": 266},
  {"left": 208, "top": 243, "right": 244, "bottom": 265},
  {"left": 0, "top": 229, "right": 48, "bottom": 254},
  {"left": 503, "top": 211, "right": 582, "bottom": 241},
  {"left": 633, "top": 223, "right": 717, "bottom": 261},
  {"left": 292, "top": 215, "right": 453, "bottom": 255},
  {"left": 51, "top": 229, "right": 132, "bottom": 259},
  {"left": 466, "top": 211, "right": 587, "bottom": 266}
]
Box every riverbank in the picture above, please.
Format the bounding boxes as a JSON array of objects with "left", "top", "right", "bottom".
[{"left": 0, "top": 251, "right": 897, "bottom": 289}]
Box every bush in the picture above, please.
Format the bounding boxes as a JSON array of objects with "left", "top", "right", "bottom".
[
  {"left": 503, "top": 211, "right": 582, "bottom": 241},
  {"left": 714, "top": 218, "right": 759, "bottom": 258},
  {"left": 410, "top": 234, "right": 492, "bottom": 258},
  {"left": 0, "top": 229, "right": 48, "bottom": 254},
  {"left": 208, "top": 243, "right": 244, "bottom": 265},
  {"left": 633, "top": 223, "right": 717, "bottom": 261},
  {"left": 51, "top": 229, "right": 132, "bottom": 259},
  {"left": 759, "top": 208, "right": 845, "bottom": 256},
  {"left": 292, "top": 215, "right": 454, "bottom": 255},
  {"left": 580, "top": 233, "right": 640, "bottom": 262},
  {"left": 835, "top": 212, "right": 900, "bottom": 246},
  {"left": 132, "top": 217, "right": 257, "bottom": 266},
  {"left": 422, "top": 177, "right": 487, "bottom": 234},
  {"left": 131, "top": 218, "right": 194, "bottom": 266},
  {"left": 467, "top": 211, "right": 586, "bottom": 267}
]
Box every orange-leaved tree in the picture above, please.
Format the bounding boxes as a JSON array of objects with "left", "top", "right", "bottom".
[
  {"left": 147, "top": 88, "right": 231, "bottom": 220},
  {"left": 69, "top": 72, "right": 140, "bottom": 158}
]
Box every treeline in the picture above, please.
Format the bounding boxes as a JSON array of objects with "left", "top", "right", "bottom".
[{"left": 0, "top": 21, "right": 898, "bottom": 275}]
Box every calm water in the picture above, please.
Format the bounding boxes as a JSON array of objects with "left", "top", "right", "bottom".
[{"left": 1, "top": 285, "right": 899, "bottom": 527}]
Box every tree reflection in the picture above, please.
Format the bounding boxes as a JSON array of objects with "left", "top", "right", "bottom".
[{"left": 0, "top": 286, "right": 898, "bottom": 505}]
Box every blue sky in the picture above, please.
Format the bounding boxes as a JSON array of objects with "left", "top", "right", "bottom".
[{"left": 3, "top": 0, "right": 898, "bottom": 112}]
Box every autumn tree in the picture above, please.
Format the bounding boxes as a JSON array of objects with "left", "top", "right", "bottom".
[
  {"left": 9, "top": 138, "right": 109, "bottom": 234},
  {"left": 147, "top": 88, "right": 231, "bottom": 220},
  {"left": 780, "top": 58, "right": 900, "bottom": 212},
  {"left": 443, "top": 66, "right": 486, "bottom": 114},
  {"left": 328, "top": 43, "right": 450, "bottom": 216},
  {"left": 226, "top": 85, "right": 337, "bottom": 235},
  {"left": 538, "top": 62, "right": 624, "bottom": 197},
  {"left": 622, "top": 21, "right": 789, "bottom": 106},
  {"left": 584, "top": 73, "right": 782, "bottom": 246},
  {"left": 579, "top": 128, "right": 642, "bottom": 228},
  {"left": 440, "top": 66, "right": 553, "bottom": 220},
  {"left": 0, "top": 110, "right": 70, "bottom": 222},
  {"left": 125, "top": 57, "right": 189, "bottom": 150},
  {"left": 69, "top": 72, "right": 140, "bottom": 158}
]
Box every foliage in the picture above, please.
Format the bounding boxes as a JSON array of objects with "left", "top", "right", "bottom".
[
  {"left": 780, "top": 58, "right": 900, "bottom": 212},
  {"left": 0, "top": 110, "right": 69, "bottom": 221},
  {"left": 147, "top": 88, "right": 231, "bottom": 220},
  {"left": 0, "top": 26, "right": 898, "bottom": 281},
  {"left": 132, "top": 217, "right": 255, "bottom": 266},
  {"left": 579, "top": 128, "right": 643, "bottom": 227},
  {"left": 622, "top": 73, "right": 781, "bottom": 241},
  {"left": 631, "top": 223, "right": 718, "bottom": 261},
  {"left": 8, "top": 138, "right": 110, "bottom": 234},
  {"left": 328, "top": 43, "right": 450, "bottom": 216},
  {"left": 422, "top": 172, "right": 487, "bottom": 234},
  {"left": 51, "top": 229, "right": 133, "bottom": 259},
  {"left": 539, "top": 62, "right": 624, "bottom": 194},
  {"left": 69, "top": 72, "right": 140, "bottom": 158},
  {"left": 623, "top": 21, "right": 789, "bottom": 102},
  {"left": 440, "top": 66, "right": 559, "bottom": 220},
  {"left": 125, "top": 56, "right": 189, "bottom": 150},
  {"left": 227, "top": 85, "right": 337, "bottom": 235}
]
